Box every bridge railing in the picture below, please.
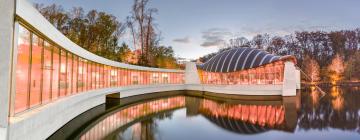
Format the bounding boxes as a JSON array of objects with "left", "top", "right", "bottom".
[{"left": 12, "top": 0, "right": 185, "bottom": 115}]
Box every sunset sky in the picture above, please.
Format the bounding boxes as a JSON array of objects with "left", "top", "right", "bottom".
[{"left": 30, "top": 0, "right": 360, "bottom": 60}]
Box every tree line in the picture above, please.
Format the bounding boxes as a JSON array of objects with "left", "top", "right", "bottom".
[
  {"left": 199, "top": 29, "right": 360, "bottom": 83},
  {"left": 34, "top": 0, "right": 180, "bottom": 69}
]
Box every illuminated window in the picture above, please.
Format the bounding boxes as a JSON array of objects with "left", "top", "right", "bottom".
[
  {"left": 73, "top": 55, "right": 78, "bottom": 93},
  {"left": 59, "top": 49, "right": 67, "bottom": 97},
  {"left": 15, "top": 25, "right": 31, "bottom": 113},
  {"left": 13, "top": 24, "right": 185, "bottom": 114},
  {"left": 52, "top": 46, "right": 60, "bottom": 100},
  {"left": 29, "top": 34, "right": 42, "bottom": 107},
  {"left": 42, "top": 41, "right": 52, "bottom": 103},
  {"left": 67, "top": 53, "right": 73, "bottom": 94}
]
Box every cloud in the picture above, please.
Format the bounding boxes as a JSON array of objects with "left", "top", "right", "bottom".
[
  {"left": 173, "top": 37, "right": 191, "bottom": 43},
  {"left": 200, "top": 28, "right": 232, "bottom": 47}
]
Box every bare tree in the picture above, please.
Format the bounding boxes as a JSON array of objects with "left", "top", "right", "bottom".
[{"left": 129, "top": 0, "right": 159, "bottom": 66}]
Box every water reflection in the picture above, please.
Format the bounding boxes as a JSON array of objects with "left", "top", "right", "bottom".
[
  {"left": 76, "top": 94, "right": 297, "bottom": 140},
  {"left": 298, "top": 86, "right": 360, "bottom": 133},
  {"left": 79, "top": 96, "right": 185, "bottom": 140},
  {"left": 199, "top": 99, "right": 286, "bottom": 130},
  {"left": 72, "top": 86, "right": 360, "bottom": 140}
]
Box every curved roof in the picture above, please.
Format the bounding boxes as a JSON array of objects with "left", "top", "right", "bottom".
[{"left": 198, "top": 47, "right": 290, "bottom": 73}]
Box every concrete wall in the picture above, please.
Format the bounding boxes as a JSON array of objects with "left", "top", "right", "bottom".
[
  {"left": 296, "top": 69, "right": 301, "bottom": 89},
  {"left": 185, "top": 62, "right": 201, "bottom": 84},
  {"left": 0, "top": 0, "right": 15, "bottom": 139},
  {"left": 282, "top": 61, "right": 297, "bottom": 96}
]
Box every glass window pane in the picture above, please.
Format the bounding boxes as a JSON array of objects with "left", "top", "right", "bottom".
[
  {"left": 29, "top": 34, "right": 42, "bottom": 107},
  {"left": 79, "top": 59, "right": 89, "bottom": 91},
  {"left": 15, "top": 25, "right": 31, "bottom": 113},
  {"left": 59, "top": 49, "right": 67, "bottom": 97},
  {"left": 73, "top": 55, "right": 78, "bottom": 93},
  {"left": 87, "top": 61, "right": 92, "bottom": 90},
  {"left": 67, "top": 53, "right": 73, "bottom": 95},
  {"left": 78, "top": 58, "right": 84, "bottom": 92},
  {"left": 42, "top": 41, "right": 52, "bottom": 103},
  {"left": 52, "top": 46, "right": 60, "bottom": 100},
  {"left": 92, "top": 63, "right": 96, "bottom": 89}
]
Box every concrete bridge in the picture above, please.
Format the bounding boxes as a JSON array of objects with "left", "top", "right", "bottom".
[{"left": 0, "top": 0, "right": 300, "bottom": 139}]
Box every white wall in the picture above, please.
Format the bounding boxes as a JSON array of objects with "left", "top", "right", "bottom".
[
  {"left": 185, "top": 62, "right": 201, "bottom": 84},
  {"left": 282, "top": 61, "right": 297, "bottom": 96},
  {"left": 0, "top": 0, "right": 15, "bottom": 139},
  {"left": 296, "top": 69, "right": 301, "bottom": 89}
]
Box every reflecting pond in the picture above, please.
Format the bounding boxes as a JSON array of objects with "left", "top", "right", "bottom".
[{"left": 50, "top": 86, "right": 360, "bottom": 140}]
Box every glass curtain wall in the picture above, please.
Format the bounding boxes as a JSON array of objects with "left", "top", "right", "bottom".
[
  {"left": 199, "top": 62, "right": 285, "bottom": 85},
  {"left": 14, "top": 24, "right": 185, "bottom": 114}
]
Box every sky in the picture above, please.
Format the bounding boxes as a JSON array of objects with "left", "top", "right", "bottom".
[{"left": 29, "top": 0, "right": 360, "bottom": 60}]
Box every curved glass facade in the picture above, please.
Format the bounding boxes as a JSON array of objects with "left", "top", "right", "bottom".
[
  {"left": 14, "top": 24, "right": 185, "bottom": 114},
  {"left": 198, "top": 61, "right": 284, "bottom": 85}
]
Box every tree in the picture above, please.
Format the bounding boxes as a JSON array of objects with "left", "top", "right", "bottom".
[
  {"left": 303, "top": 55, "right": 321, "bottom": 83},
  {"left": 128, "top": 0, "right": 159, "bottom": 66},
  {"left": 117, "top": 43, "right": 133, "bottom": 63},
  {"left": 329, "top": 32, "right": 346, "bottom": 56},
  {"left": 268, "top": 36, "right": 285, "bottom": 55},
  {"left": 152, "top": 46, "right": 179, "bottom": 68},
  {"left": 34, "top": 4, "right": 69, "bottom": 32},
  {"left": 35, "top": 3, "right": 126, "bottom": 62},
  {"left": 251, "top": 34, "right": 270, "bottom": 49},
  {"left": 228, "top": 37, "right": 249, "bottom": 48},
  {"left": 327, "top": 54, "right": 345, "bottom": 84},
  {"left": 344, "top": 52, "right": 360, "bottom": 81}
]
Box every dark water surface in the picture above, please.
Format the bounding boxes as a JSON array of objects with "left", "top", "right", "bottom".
[{"left": 50, "top": 86, "right": 360, "bottom": 140}]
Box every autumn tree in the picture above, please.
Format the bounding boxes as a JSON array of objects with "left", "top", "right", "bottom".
[
  {"left": 327, "top": 54, "right": 345, "bottom": 84},
  {"left": 117, "top": 43, "right": 133, "bottom": 63},
  {"left": 303, "top": 55, "right": 321, "bottom": 83},
  {"left": 35, "top": 3, "right": 126, "bottom": 62},
  {"left": 152, "top": 46, "right": 179, "bottom": 69}
]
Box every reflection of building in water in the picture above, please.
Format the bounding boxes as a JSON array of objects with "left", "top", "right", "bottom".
[
  {"left": 79, "top": 96, "right": 185, "bottom": 140},
  {"left": 78, "top": 94, "right": 299, "bottom": 139},
  {"left": 199, "top": 99, "right": 285, "bottom": 128},
  {"left": 185, "top": 96, "right": 201, "bottom": 116}
]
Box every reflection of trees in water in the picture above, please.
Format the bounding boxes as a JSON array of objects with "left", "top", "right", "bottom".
[
  {"left": 117, "top": 111, "right": 173, "bottom": 140},
  {"left": 298, "top": 86, "right": 360, "bottom": 133}
]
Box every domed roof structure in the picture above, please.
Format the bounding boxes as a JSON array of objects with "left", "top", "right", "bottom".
[{"left": 198, "top": 47, "right": 295, "bottom": 73}]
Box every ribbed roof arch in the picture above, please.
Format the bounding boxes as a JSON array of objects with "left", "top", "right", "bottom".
[{"left": 198, "top": 47, "right": 281, "bottom": 72}]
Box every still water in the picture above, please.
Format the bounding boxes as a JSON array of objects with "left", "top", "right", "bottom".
[{"left": 50, "top": 86, "right": 360, "bottom": 140}]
